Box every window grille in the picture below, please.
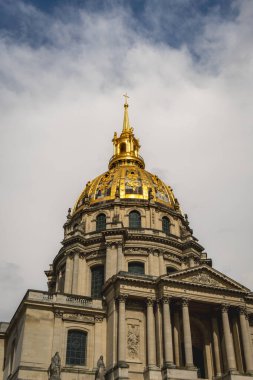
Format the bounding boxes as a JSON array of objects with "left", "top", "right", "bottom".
[
  {"left": 162, "top": 216, "right": 170, "bottom": 234},
  {"left": 91, "top": 266, "right": 104, "bottom": 299},
  {"left": 128, "top": 262, "right": 145, "bottom": 274},
  {"left": 96, "top": 214, "right": 106, "bottom": 232},
  {"left": 66, "top": 330, "right": 87, "bottom": 366},
  {"left": 129, "top": 211, "right": 141, "bottom": 229}
]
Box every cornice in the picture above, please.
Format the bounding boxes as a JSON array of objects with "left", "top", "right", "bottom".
[{"left": 71, "top": 198, "right": 183, "bottom": 219}]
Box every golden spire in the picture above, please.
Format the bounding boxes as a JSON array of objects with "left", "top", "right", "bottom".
[
  {"left": 122, "top": 93, "right": 131, "bottom": 133},
  {"left": 108, "top": 95, "right": 145, "bottom": 169}
]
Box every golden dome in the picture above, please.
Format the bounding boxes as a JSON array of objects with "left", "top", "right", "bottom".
[{"left": 73, "top": 96, "right": 179, "bottom": 213}]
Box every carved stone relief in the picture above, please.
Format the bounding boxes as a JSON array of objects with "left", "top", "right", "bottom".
[
  {"left": 63, "top": 313, "right": 94, "bottom": 323},
  {"left": 185, "top": 273, "right": 225, "bottom": 288},
  {"left": 127, "top": 324, "right": 140, "bottom": 359}
]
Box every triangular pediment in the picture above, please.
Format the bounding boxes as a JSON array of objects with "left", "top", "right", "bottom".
[{"left": 162, "top": 265, "right": 249, "bottom": 293}]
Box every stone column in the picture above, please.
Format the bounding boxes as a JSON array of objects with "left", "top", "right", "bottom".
[
  {"left": 182, "top": 298, "right": 194, "bottom": 368},
  {"left": 159, "top": 252, "right": 165, "bottom": 275},
  {"left": 105, "top": 242, "right": 117, "bottom": 281},
  {"left": 117, "top": 242, "right": 124, "bottom": 273},
  {"left": 64, "top": 254, "right": 73, "bottom": 293},
  {"left": 146, "top": 298, "right": 157, "bottom": 367},
  {"left": 93, "top": 316, "right": 104, "bottom": 369},
  {"left": 71, "top": 252, "right": 79, "bottom": 294},
  {"left": 239, "top": 307, "right": 253, "bottom": 374},
  {"left": 162, "top": 297, "right": 175, "bottom": 368},
  {"left": 173, "top": 307, "right": 182, "bottom": 367},
  {"left": 118, "top": 295, "right": 128, "bottom": 366},
  {"left": 211, "top": 315, "right": 222, "bottom": 377},
  {"left": 221, "top": 304, "right": 237, "bottom": 372}
]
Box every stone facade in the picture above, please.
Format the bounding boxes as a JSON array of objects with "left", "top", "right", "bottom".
[{"left": 1, "top": 101, "right": 253, "bottom": 380}]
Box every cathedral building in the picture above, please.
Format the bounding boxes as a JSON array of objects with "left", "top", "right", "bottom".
[{"left": 1, "top": 98, "right": 253, "bottom": 380}]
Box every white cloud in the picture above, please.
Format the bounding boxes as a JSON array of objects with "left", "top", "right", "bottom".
[{"left": 0, "top": 0, "right": 253, "bottom": 319}]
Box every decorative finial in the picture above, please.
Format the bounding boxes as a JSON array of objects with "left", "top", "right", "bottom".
[{"left": 123, "top": 92, "right": 129, "bottom": 106}]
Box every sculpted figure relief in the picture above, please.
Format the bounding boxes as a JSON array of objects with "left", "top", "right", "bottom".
[
  {"left": 189, "top": 273, "right": 223, "bottom": 287},
  {"left": 127, "top": 324, "right": 140, "bottom": 359},
  {"left": 48, "top": 352, "right": 61, "bottom": 380},
  {"left": 96, "top": 355, "right": 106, "bottom": 380}
]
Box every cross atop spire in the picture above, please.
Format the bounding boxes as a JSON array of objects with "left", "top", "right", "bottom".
[
  {"left": 122, "top": 93, "right": 131, "bottom": 132},
  {"left": 123, "top": 92, "right": 129, "bottom": 106}
]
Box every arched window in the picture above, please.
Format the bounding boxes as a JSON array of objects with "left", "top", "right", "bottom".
[
  {"left": 128, "top": 261, "right": 145, "bottom": 275},
  {"left": 66, "top": 330, "right": 87, "bottom": 366},
  {"left": 91, "top": 265, "right": 104, "bottom": 299},
  {"left": 129, "top": 211, "right": 141, "bottom": 229},
  {"left": 167, "top": 266, "right": 177, "bottom": 275},
  {"left": 162, "top": 216, "right": 170, "bottom": 234},
  {"left": 96, "top": 214, "right": 106, "bottom": 232}
]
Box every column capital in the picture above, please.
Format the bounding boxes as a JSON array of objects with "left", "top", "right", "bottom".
[
  {"left": 221, "top": 303, "right": 230, "bottom": 313},
  {"left": 95, "top": 315, "right": 104, "bottom": 323},
  {"left": 161, "top": 296, "right": 171, "bottom": 304},
  {"left": 68, "top": 252, "right": 74, "bottom": 260},
  {"left": 239, "top": 306, "right": 249, "bottom": 318},
  {"left": 117, "top": 294, "right": 128, "bottom": 303},
  {"left": 106, "top": 241, "right": 115, "bottom": 249},
  {"left": 54, "top": 309, "right": 63, "bottom": 318},
  {"left": 146, "top": 297, "right": 155, "bottom": 306},
  {"left": 181, "top": 297, "right": 190, "bottom": 307}
]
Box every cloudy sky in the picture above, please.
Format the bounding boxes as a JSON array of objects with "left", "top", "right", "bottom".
[{"left": 0, "top": 0, "right": 253, "bottom": 321}]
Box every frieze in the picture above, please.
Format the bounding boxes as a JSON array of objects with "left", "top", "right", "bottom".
[
  {"left": 125, "top": 249, "right": 148, "bottom": 256},
  {"left": 86, "top": 250, "right": 106, "bottom": 260},
  {"left": 163, "top": 253, "right": 181, "bottom": 263},
  {"left": 63, "top": 313, "right": 95, "bottom": 323}
]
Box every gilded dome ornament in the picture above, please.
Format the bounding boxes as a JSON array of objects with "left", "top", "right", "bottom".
[{"left": 72, "top": 97, "right": 180, "bottom": 213}]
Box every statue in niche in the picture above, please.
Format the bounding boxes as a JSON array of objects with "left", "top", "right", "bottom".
[
  {"left": 48, "top": 352, "right": 61, "bottom": 380},
  {"left": 95, "top": 355, "right": 106, "bottom": 380}
]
